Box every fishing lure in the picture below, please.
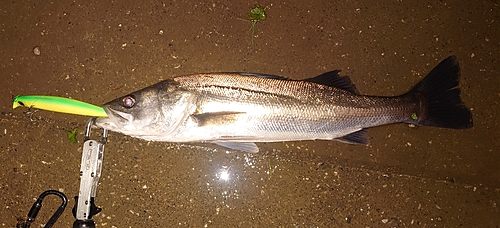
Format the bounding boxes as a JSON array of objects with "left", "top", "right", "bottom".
[{"left": 12, "top": 95, "right": 108, "bottom": 117}]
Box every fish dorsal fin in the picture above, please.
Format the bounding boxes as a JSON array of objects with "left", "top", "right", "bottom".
[
  {"left": 305, "top": 70, "right": 359, "bottom": 94},
  {"left": 235, "top": 71, "right": 358, "bottom": 93},
  {"left": 236, "top": 72, "right": 288, "bottom": 80},
  {"left": 213, "top": 141, "right": 259, "bottom": 153},
  {"left": 334, "top": 129, "right": 369, "bottom": 144}
]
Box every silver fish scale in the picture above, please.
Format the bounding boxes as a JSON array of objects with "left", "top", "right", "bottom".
[{"left": 167, "top": 75, "right": 417, "bottom": 142}]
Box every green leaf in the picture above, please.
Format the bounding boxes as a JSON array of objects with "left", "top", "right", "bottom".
[
  {"left": 238, "top": 5, "right": 268, "bottom": 44},
  {"left": 66, "top": 127, "right": 78, "bottom": 144}
]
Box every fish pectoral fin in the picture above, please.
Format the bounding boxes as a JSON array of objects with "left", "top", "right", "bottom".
[
  {"left": 213, "top": 141, "right": 259, "bottom": 153},
  {"left": 334, "top": 129, "right": 369, "bottom": 144},
  {"left": 191, "top": 112, "right": 246, "bottom": 126}
]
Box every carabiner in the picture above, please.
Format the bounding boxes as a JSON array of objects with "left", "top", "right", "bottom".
[
  {"left": 20, "top": 190, "right": 68, "bottom": 228},
  {"left": 84, "top": 117, "right": 108, "bottom": 144}
]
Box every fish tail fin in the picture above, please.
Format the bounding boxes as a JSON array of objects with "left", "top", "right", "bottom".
[{"left": 408, "top": 56, "right": 473, "bottom": 129}]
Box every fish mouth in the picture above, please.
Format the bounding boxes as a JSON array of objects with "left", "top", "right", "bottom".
[{"left": 95, "top": 106, "right": 134, "bottom": 130}]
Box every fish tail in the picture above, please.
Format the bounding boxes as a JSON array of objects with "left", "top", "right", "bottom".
[{"left": 408, "top": 56, "right": 473, "bottom": 129}]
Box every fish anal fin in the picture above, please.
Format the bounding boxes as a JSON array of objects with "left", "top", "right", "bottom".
[
  {"left": 192, "top": 112, "right": 246, "bottom": 126},
  {"left": 305, "top": 70, "right": 359, "bottom": 94},
  {"left": 334, "top": 129, "right": 369, "bottom": 144},
  {"left": 213, "top": 141, "right": 259, "bottom": 153}
]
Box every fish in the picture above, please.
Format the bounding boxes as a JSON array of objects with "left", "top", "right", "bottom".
[{"left": 95, "top": 56, "right": 473, "bottom": 153}]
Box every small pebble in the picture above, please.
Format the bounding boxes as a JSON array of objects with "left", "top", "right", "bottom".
[{"left": 33, "top": 46, "right": 41, "bottom": 56}]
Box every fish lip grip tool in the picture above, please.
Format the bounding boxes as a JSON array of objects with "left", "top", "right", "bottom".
[{"left": 72, "top": 117, "right": 108, "bottom": 228}]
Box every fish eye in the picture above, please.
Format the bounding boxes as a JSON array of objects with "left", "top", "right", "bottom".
[{"left": 122, "top": 95, "right": 136, "bottom": 108}]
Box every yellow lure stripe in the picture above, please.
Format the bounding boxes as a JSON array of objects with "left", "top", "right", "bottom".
[{"left": 12, "top": 95, "right": 108, "bottom": 117}]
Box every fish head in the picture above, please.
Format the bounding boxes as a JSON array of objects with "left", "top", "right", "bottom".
[{"left": 96, "top": 81, "right": 193, "bottom": 139}]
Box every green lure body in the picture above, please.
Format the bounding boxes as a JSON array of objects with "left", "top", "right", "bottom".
[{"left": 13, "top": 95, "right": 108, "bottom": 117}]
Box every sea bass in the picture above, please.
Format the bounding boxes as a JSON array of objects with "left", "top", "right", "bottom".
[{"left": 95, "top": 56, "right": 472, "bottom": 152}]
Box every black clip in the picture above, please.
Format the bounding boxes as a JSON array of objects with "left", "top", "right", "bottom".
[{"left": 20, "top": 190, "right": 68, "bottom": 228}]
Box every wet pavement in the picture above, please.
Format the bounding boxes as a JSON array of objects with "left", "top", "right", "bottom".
[{"left": 1, "top": 0, "right": 499, "bottom": 227}]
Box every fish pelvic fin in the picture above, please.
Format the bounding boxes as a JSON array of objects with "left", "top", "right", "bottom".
[
  {"left": 408, "top": 56, "right": 473, "bottom": 129},
  {"left": 213, "top": 141, "right": 259, "bottom": 153}
]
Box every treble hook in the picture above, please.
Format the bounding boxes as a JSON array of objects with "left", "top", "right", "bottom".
[
  {"left": 24, "top": 108, "right": 40, "bottom": 122},
  {"left": 20, "top": 190, "right": 68, "bottom": 228}
]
